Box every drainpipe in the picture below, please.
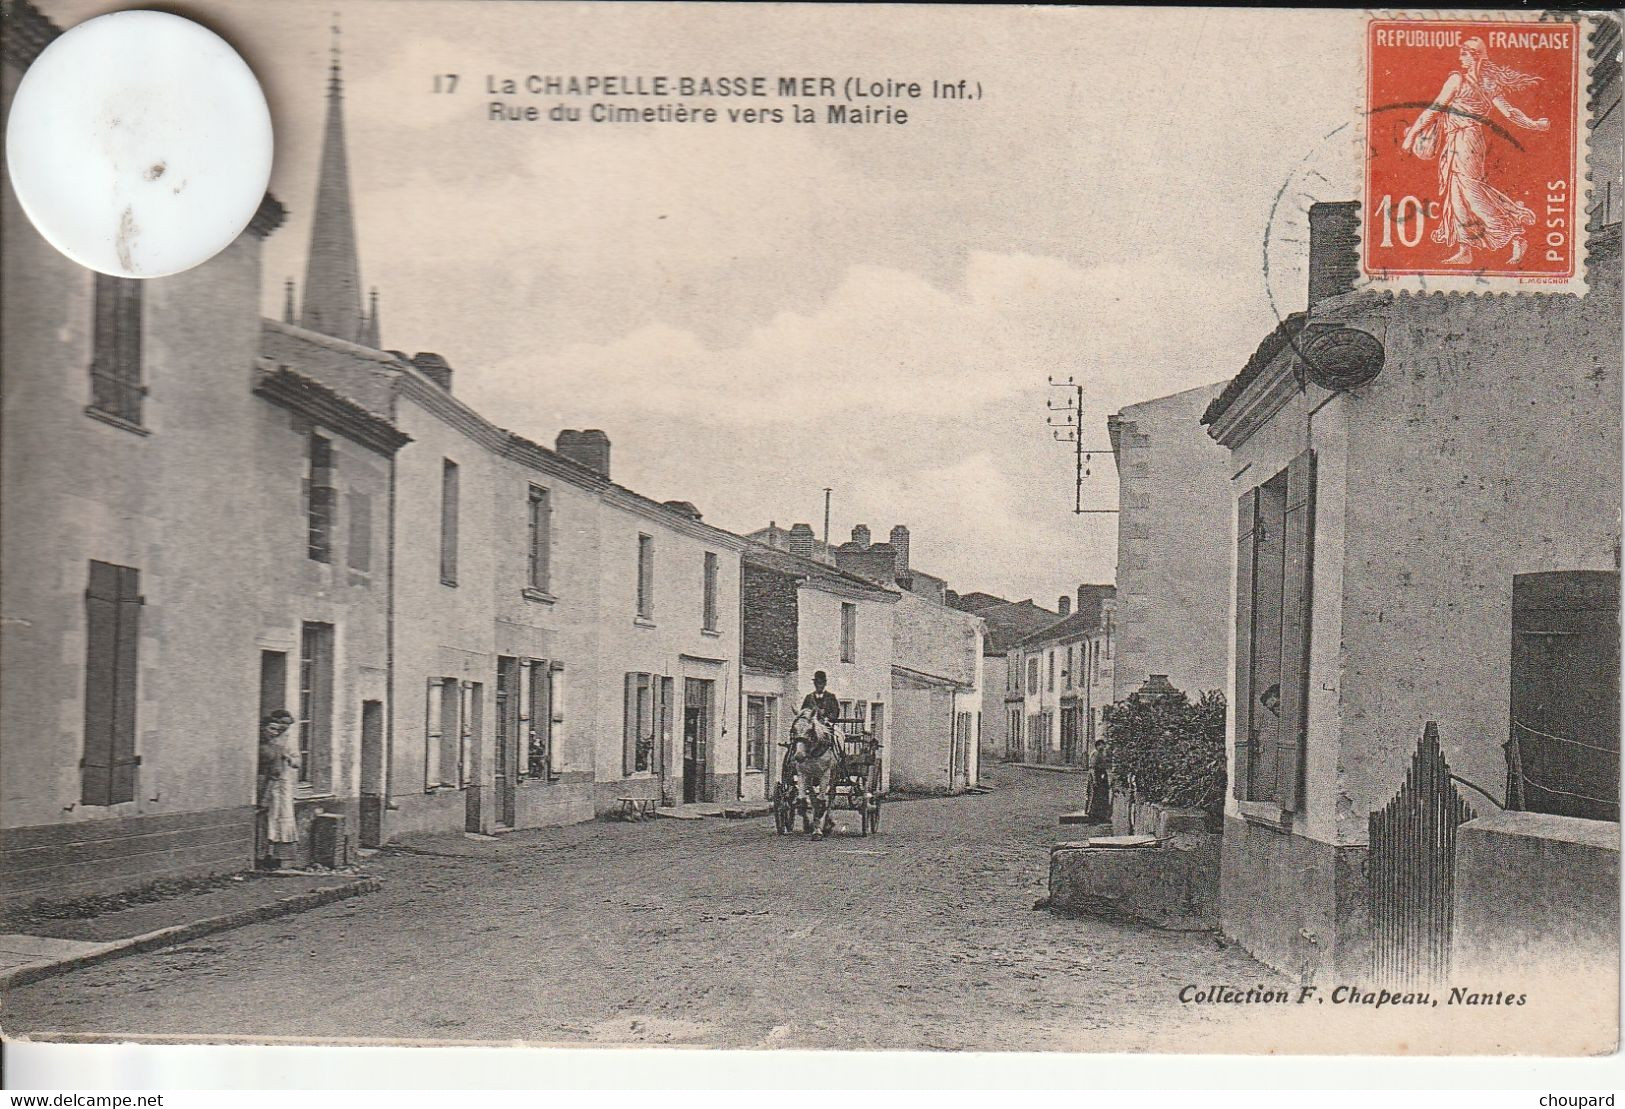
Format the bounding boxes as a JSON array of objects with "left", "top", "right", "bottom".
[{"left": 381, "top": 445, "right": 398, "bottom": 837}]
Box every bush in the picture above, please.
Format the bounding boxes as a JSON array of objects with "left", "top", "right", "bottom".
[{"left": 1099, "top": 687, "right": 1227, "bottom": 814}]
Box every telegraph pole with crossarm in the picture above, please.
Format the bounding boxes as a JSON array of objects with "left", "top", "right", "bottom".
[{"left": 1046, "top": 375, "right": 1119, "bottom": 515}]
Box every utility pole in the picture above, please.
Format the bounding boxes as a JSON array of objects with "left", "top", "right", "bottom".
[
  {"left": 822, "top": 487, "right": 833, "bottom": 548},
  {"left": 1046, "top": 375, "right": 1119, "bottom": 515}
]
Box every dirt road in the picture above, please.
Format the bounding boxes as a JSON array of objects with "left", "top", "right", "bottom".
[{"left": 3, "top": 764, "right": 1279, "bottom": 1050}]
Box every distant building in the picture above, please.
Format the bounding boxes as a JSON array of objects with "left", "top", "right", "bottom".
[
  {"left": 748, "top": 522, "right": 835, "bottom": 566},
  {"left": 1010, "top": 587, "right": 1115, "bottom": 765},
  {"left": 890, "top": 593, "right": 985, "bottom": 793},
  {"left": 948, "top": 593, "right": 1060, "bottom": 760},
  {"left": 1107, "top": 381, "right": 1234, "bottom": 702}
]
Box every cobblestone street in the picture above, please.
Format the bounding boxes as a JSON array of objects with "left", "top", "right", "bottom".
[{"left": 3, "top": 765, "right": 1278, "bottom": 1051}]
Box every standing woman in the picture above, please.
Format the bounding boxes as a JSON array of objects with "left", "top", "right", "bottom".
[
  {"left": 258, "top": 710, "right": 300, "bottom": 869},
  {"left": 1402, "top": 37, "right": 1549, "bottom": 266}
]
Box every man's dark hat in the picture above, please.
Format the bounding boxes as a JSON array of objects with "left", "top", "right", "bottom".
[{"left": 813, "top": 670, "right": 827, "bottom": 683}]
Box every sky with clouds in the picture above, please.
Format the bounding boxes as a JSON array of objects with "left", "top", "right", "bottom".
[{"left": 53, "top": 1, "right": 1368, "bottom": 605}]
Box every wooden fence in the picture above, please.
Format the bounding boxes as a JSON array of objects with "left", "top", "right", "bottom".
[{"left": 1368, "top": 722, "right": 1476, "bottom": 986}]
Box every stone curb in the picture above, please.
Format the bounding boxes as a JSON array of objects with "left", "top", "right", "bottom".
[{"left": 0, "top": 876, "right": 382, "bottom": 990}]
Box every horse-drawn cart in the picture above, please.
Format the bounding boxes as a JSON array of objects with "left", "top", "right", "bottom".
[{"left": 772, "top": 714, "right": 883, "bottom": 838}]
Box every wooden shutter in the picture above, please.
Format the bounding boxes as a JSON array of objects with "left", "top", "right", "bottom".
[
  {"left": 1277, "top": 450, "right": 1317, "bottom": 813},
  {"left": 659, "top": 675, "right": 675, "bottom": 779},
  {"left": 82, "top": 563, "right": 120, "bottom": 805},
  {"left": 458, "top": 681, "right": 473, "bottom": 788},
  {"left": 623, "top": 672, "right": 638, "bottom": 775},
  {"left": 348, "top": 491, "right": 372, "bottom": 572},
  {"left": 440, "top": 460, "right": 459, "bottom": 583},
  {"left": 425, "top": 678, "right": 441, "bottom": 790},
  {"left": 1232, "top": 488, "right": 1258, "bottom": 800},
  {"left": 547, "top": 661, "right": 564, "bottom": 777}
]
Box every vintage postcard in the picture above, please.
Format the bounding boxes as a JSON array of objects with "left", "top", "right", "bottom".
[{"left": 0, "top": 1, "right": 1619, "bottom": 1061}]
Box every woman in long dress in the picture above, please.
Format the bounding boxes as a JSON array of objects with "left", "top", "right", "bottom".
[
  {"left": 258, "top": 710, "right": 300, "bottom": 868},
  {"left": 1402, "top": 37, "right": 1550, "bottom": 266}
]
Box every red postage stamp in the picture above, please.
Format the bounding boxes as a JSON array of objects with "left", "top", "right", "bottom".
[{"left": 1364, "top": 17, "right": 1588, "bottom": 292}]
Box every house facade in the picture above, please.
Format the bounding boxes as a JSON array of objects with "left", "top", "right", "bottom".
[
  {"left": 1108, "top": 381, "right": 1234, "bottom": 703},
  {"left": 0, "top": 5, "right": 301, "bottom": 901},
  {"left": 1207, "top": 198, "right": 1623, "bottom": 978},
  {"left": 592, "top": 488, "right": 748, "bottom": 810}
]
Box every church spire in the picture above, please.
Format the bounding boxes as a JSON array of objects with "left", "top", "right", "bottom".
[{"left": 299, "top": 16, "right": 367, "bottom": 345}]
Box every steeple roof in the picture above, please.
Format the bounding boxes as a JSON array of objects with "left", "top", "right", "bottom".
[{"left": 300, "top": 20, "right": 368, "bottom": 346}]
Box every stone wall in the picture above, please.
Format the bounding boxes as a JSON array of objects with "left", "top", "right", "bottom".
[
  {"left": 1050, "top": 835, "right": 1220, "bottom": 931},
  {"left": 1453, "top": 811, "right": 1620, "bottom": 981}
]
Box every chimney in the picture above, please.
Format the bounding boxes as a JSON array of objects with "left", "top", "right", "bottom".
[
  {"left": 852, "top": 524, "right": 871, "bottom": 548},
  {"left": 1058, "top": 595, "right": 1072, "bottom": 617},
  {"left": 412, "top": 352, "right": 453, "bottom": 392},
  {"left": 788, "top": 523, "right": 815, "bottom": 559},
  {"left": 889, "top": 524, "right": 910, "bottom": 577},
  {"left": 555, "top": 429, "right": 611, "bottom": 478},
  {"left": 1307, "top": 201, "right": 1360, "bottom": 309}
]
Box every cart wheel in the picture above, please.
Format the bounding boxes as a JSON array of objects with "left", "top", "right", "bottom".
[
  {"left": 869, "top": 793, "right": 882, "bottom": 834},
  {"left": 858, "top": 791, "right": 871, "bottom": 837}
]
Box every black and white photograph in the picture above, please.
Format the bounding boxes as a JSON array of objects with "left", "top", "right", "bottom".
[{"left": 0, "top": 0, "right": 1620, "bottom": 1065}]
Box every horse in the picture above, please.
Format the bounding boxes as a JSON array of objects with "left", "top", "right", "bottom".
[{"left": 785, "top": 708, "right": 841, "bottom": 838}]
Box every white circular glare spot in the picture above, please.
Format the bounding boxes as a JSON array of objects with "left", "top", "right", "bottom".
[{"left": 5, "top": 10, "right": 273, "bottom": 278}]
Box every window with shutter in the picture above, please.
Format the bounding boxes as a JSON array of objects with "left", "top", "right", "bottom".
[
  {"left": 636, "top": 535, "right": 654, "bottom": 617},
  {"left": 88, "top": 275, "right": 145, "bottom": 428},
  {"left": 1277, "top": 450, "right": 1317, "bottom": 812},
  {"left": 307, "top": 434, "right": 335, "bottom": 563},
  {"left": 425, "top": 678, "right": 442, "bottom": 790},
  {"left": 348, "top": 490, "right": 372, "bottom": 573},
  {"left": 658, "top": 675, "right": 674, "bottom": 779},
  {"left": 1234, "top": 449, "right": 1316, "bottom": 811},
  {"left": 623, "top": 672, "right": 639, "bottom": 775},
  {"left": 82, "top": 561, "right": 142, "bottom": 805},
  {"left": 527, "top": 486, "right": 552, "bottom": 593},
  {"left": 298, "top": 622, "right": 335, "bottom": 792},
  {"left": 496, "top": 657, "right": 518, "bottom": 787},
  {"left": 440, "top": 459, "right": 459, "bottom": 585},
  {"left": 548, "top": 661, "right": 565, "bottom": 778},
  {"left": 702, "top": 551, "right": 719, "bottom": 631}
]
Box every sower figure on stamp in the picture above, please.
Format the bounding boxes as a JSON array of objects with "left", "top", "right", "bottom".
[
  {"left": 1402, "top": 36, "right": 1550, "bottom": 266},
  {"left": 257, "top": 710, "right": 300, "bottom": 869}
]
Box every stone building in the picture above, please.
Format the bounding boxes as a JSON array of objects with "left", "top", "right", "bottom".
[
  {"left": 741, "top": 544, "right": 899, "bottom": 799},
  {"left": 0, "top": 2, "right": 305, "bottom": 899},
  {"left": 1108, "top": 381, "right": 1234, "bottom": 703},
  {"left": 1206, "top": 180, "right": 1622, "bottom": 977}
]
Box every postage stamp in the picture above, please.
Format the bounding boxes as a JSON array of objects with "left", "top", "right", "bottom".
[{"left": 1364, "top": 16, "right": 1589, "bottom": 293}]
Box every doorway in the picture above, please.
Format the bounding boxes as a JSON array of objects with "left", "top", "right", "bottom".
[
  {"left": 683, "top": 677, "right": 713, "bottom": 804},
  {"left": 1508, "top": 570, "right": 1621, "bottom": 820},
  {"left": 359, "top": 699, "right": 385, "bottom": 847},
  {"left": 461, "top": 681, "right": 485, "bottom": 832}
]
